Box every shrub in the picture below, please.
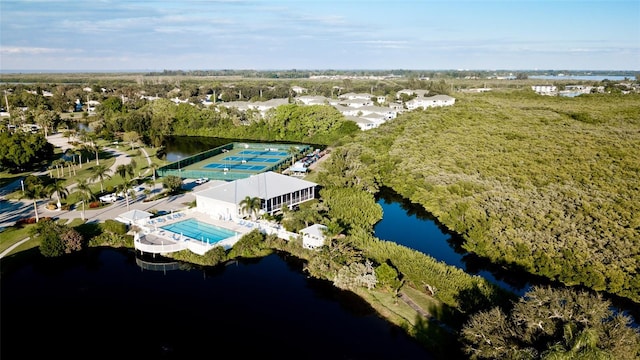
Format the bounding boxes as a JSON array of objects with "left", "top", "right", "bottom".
[
  {"left": 101, "top": 219, "right": 128, "bottom": 235},
  {"left": 89, "top": 201, "right": 101, "bottom": 208}
]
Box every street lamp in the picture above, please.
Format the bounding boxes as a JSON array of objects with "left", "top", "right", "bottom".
[{"left": 20, "top": 179, "right": 24, "bottom": 193}]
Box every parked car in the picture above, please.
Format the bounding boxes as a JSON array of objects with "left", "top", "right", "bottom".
[
  {"left": 195, "top": 177, "right": 209, "bottom": 185},
  {"left": 99, "top": 193, "right": 120, "bottom": 203}
]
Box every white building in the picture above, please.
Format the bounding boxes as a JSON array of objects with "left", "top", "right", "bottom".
[
  {"left": 531, "top": 85, "right": 557, "bottom": 95},
  {"left": 300, "top": 223, "right": 328, "bottom": 250},
  {"left": 194, "top": 172, "right": 318, "bottom": 220},
  {"left": 291, "top": 86, "right": 308, "bottom": 94},
  {"left": 405, "top": 95, "right": 456, "bottom": 110}
]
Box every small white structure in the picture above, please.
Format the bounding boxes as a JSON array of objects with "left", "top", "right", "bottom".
[
  {"left": 115, "top": 209, "right": 153, "bottom": 226},
  {"left": 300, "top": 223, "right": 327, "bottom": 250},
  {"left": 195, "top": 171, "right": 318, "bottom": 220}
]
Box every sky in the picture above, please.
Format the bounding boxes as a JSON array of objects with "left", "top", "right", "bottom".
[{"left": 1, "top": 0, "right": 639, "bottom": 72}]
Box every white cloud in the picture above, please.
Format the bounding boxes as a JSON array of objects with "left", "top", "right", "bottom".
[{"left": 0, "top": 46, "right": 66, "bottom": 55}]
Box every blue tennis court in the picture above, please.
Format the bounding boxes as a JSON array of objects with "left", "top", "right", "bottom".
[
  {"left": 161, "top": 218, "right": 237, "bottom": 245},
  {"left": 239, "top": 150, "right": 289, "bottom": 157},
  {"left": 203, "top": 163, "right": 267, "bottom": 171},
  {"left": 223, "top": 156, "right": 280, "bottom": 163}
]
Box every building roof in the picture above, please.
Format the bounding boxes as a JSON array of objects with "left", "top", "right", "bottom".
[
  {"left": 195, "top": 171, "right": 317, "bottom": 203},
  {"left": 116, "top": 209, "right": 153, "bottom": 224},
  {"left": 300, "top": 223, "right": 328, "bottom": 238}
]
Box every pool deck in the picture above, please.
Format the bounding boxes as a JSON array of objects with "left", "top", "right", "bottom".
[{"left": 135, "top": 208, "right": 296, "bottom": 255}]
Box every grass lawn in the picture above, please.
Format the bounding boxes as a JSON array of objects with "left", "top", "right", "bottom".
[{"left": 0, "top": 224, "right": 38, "bottom": 255}]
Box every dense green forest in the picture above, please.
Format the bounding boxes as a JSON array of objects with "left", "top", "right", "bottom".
[{"left": 318, "top": 91, "right": 640, "bottom": 303}]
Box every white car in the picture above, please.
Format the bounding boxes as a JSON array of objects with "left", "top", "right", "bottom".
[
  {"left": 99, "top": 193, "right": 120, "bottom": 203},
  {"left": 195, "top": 178, "right": 209, "bottom": 185}
]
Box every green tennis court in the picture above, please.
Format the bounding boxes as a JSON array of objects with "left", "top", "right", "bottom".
[{"left": 157, "top": 142, "right": 310, "bottom": 181}]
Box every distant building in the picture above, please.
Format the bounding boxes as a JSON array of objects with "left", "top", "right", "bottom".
[
  {"left": 405, "top": 95, "right": 456, "bottom": 110},
  {"left": 531, "top": 85, "right": 557, "bottom": 96}
]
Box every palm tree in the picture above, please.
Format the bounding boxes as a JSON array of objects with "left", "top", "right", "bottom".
[
  {"left": 90, "top": 164, "right": 112, "bottom": 193},
  {"left": 148, "top": 163, "right": 159, "bottom": 186},
  {"left": 47, "top": 179, "right": 69, "bottom": 210},
  {"left": 239, "top": 195, "right": 262, "bottom": 221},
  {"left": 91, "top": 142, "right": 101, "bottom": 166},
  {"left": 117, "top": 179, "right": 136, "bottom": 211},
  {"left": 86, "top": 133, "right": 101, "bottom": 165},
  {"left": 116, "top": 163, "right": 135, "bottom": 182},
  {"left": 21, "top": 175, "right": 50, "bottom": 223},
  {"left": 51, "top": 158, "right": 64, "bottom": 178},
  {"left": 73, "top": 178, "right": 95, "bottom": 221},
  {"left": 70, "top": 147, "right": 82, "bottom": 169}
]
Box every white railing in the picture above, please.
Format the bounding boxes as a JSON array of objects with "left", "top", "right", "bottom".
[{"left": 134, "top": 240, "right": 187, "bottom": 254}]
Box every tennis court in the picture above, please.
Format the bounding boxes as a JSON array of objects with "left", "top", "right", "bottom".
[
  {"left": 157, "top": 142, "right": 311, "bottom": 181},
  {"left": 221, "top": 156, "right": 281, "bottom": 163}
]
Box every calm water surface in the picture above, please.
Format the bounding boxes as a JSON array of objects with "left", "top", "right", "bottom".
[
  {"left": 1, "top": 248, "right": 434, "bottom": 359},
  {"left": 374, "top": 188, "right": 532, "bottom": 296}
]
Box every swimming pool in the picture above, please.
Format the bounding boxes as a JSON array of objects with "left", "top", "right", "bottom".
[{"left": 161, "top": 218, "right": 238, "bottom": 245}]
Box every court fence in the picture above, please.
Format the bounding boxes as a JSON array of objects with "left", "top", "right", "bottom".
[{"left": 157, "top": 142, "right": 310, "bottom": 181}]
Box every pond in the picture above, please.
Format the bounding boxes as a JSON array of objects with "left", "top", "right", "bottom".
[{"left": 1, "top": 249, "right": 435, "bottom": 359}]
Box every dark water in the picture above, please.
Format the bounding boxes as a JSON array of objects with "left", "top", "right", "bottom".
[
  {"left": 374, "top": 188, "right": 532, "bottom": 296},
  {"left": 1, "top": 248, "right": 434, "bottom": 360},
  {"left": 163, "top": 136, "right": 234, "bottom": 162}
]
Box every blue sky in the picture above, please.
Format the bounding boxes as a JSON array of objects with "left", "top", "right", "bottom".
[{"left": 1, "top": 0, "right": 638, "bottom": 71}]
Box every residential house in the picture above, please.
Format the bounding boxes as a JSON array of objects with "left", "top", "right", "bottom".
[
  {"left": 405, "top": 95, "right": 456, "bottom": 110},
  {"left": 338, "top": 92, "right": 374, "bottom": 101},
  {"left": 531, "top": 85, "right": 557, "bottom": 95},
  {"left": 344, "top": 115, "right": 379, "bottom": 131}
]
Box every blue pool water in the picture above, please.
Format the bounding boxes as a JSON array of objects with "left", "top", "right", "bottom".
[{"left": 161, "top": 218, "right": 237, "bottom": 245}]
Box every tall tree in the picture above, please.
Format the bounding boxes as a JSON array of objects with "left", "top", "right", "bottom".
[
  {"left": 21, "top": 175, "right": 50, "bottom": 223},
  {"left": 90, "top": 164, "right": 112, "bottom": 193},
  {"left": 117, "top": 178, "right": 136, "bottom": 211},
  {"left": 72, "top": 178, "right": 95, "bottom": 221},
  {"left": 47, "top": 179, "right": 69, "bottom": 210}
]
